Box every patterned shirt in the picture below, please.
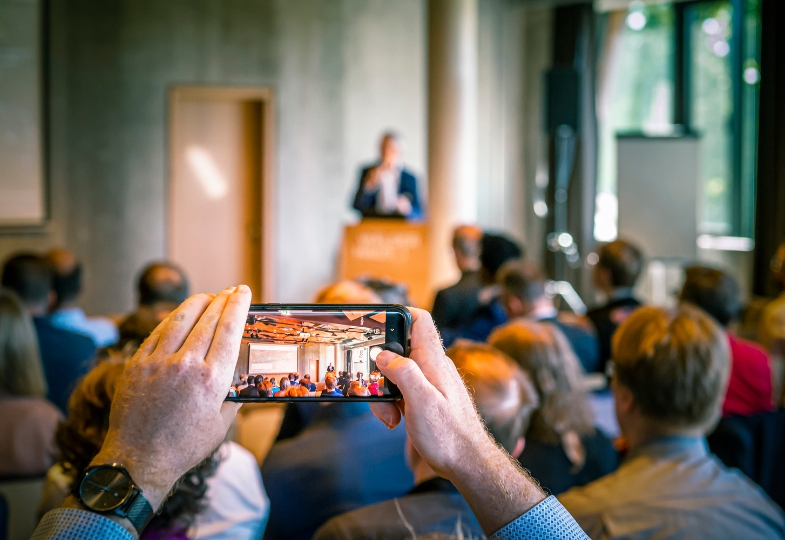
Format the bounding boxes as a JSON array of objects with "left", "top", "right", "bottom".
[{"left": 33, "top": 495, "right": 587, "bottom": 540}]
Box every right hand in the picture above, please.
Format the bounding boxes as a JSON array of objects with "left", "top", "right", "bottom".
[
  {"left": 364, "top": 166, "right": 383, "bottom": 190},
  {"left": 370, "top": 308, "right": 494, "bottom": 478}
]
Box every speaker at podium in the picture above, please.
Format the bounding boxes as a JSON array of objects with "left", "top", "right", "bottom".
[{"left": 339, "top": 219, "right": 431, "bottom": 308}]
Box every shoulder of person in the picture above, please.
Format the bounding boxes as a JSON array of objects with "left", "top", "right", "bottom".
[{"left": 557, "top": 313, "right": 596, "bottom": 334}]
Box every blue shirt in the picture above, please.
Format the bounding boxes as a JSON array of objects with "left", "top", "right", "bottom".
[
  {"left": 559, "top": 436, "right": 785, "bottom": 539},
  {"left": 49, "top": 307, "right": 119, "bottom": 348},
  {"left": 33, "top": 495, "right": 587, "bottom": 540}
]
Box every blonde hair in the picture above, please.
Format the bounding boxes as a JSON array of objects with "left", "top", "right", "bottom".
[
  {"left": 489, "top": 321, "right": 594, "bottom": 469},
  {"left": 446, "top": 341, "right": 538, "bottom": 453},
  {"left": 0, "top": 287, "right": 47, "bottom": 398},
  {"left": 314, "top": 281, "right": 382, "bottom": 304},
  {"left": 612, "top": 305, "right": 730, "bottom": 432}
]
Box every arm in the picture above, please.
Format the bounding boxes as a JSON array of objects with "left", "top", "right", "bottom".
[
  {"left": 352, "top": 167, "right": 378, "bottom": 214},
  {"left": 32, "top": 286, "right": 252, "bottom": 539},
  {"left": 370, "top": 308, "right": 587, "bottom": 538}
]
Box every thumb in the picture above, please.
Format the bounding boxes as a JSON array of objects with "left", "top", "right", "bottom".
[{"left": 376, "top": 351, "right": 433, "bottom": 401}]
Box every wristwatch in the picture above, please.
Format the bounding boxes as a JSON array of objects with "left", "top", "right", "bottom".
[{"left": 76, "top": 463, "right": 155, "bottom": 533}]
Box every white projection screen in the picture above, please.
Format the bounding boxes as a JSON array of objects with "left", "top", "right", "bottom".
[
  {"left": 0, "top": 0, "right": 45, "bottom": 226},
  {"left": 248, "top": 343, "right": 298, "bottom": 375}
]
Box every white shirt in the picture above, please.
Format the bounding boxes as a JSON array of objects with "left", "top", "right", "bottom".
[{"left": 374, "top": 167, "right": 401, "bottom": 214}]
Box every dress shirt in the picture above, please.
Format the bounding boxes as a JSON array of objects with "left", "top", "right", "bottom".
[
  {"left": 724, "top": 333, "right": 774, "bottom": 417},
  {"left": 374, "top": 166, "right": 401, "bottom": 214},
  {"left": 49, "top": 307, "right": 119, "bottom": 348},
  {"left": 33, "top": 495, "right": 586, "bottom": 540},
  {"left": 559, "top": 436, "right": 785, "bottom": 539}
]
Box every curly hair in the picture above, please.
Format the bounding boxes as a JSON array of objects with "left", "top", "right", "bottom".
[{"left": 55, "top": 360, "right": 219, "bottom": 532}]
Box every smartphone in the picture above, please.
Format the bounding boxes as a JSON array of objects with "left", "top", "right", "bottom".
[{"left": 226, "top": 304, "right": 410, "bottom": 402}]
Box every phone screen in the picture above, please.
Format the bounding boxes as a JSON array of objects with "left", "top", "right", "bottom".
[{"left": 225, "top": 304, "right": 409, "bottom": 402}]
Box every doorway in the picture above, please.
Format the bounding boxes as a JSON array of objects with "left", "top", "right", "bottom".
[{"left": 168, "top": 87, "right": 274, "bottom": 301}]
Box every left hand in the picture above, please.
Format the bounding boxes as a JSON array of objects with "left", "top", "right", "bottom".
[
  {"left": 91, "top": 285, "right": 251, "bottom": 510},
  {"left": 396, "top": 195, "right": 413, "bottom": 216}
]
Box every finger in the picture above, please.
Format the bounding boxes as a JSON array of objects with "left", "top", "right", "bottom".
[
  {"left": 133, "top": 315, "right": 168, "bottom": 359},
  {"left": 180, "top": 287, "right": 237, "bottom": 360},
  {"left": 406, "top": 308, "right": 463, "bottom": 386},
  {"left": 370, "top": 402, "right": 401, "bottom": 430},
  {"left": 375, "top": 350, "right": 441, "bottom": 407},
  {"left": 205, "top": 285, "right": 252, "bottom": 377},
  {"left": 153, "top": 294, "right": 214, "bottom": 357}
]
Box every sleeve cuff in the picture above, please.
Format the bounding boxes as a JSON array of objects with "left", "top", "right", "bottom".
[
  {"left": 489, "top": 495, "right": 589, "bottom": 540},
  {"left": 32, "top": 508, "right": 135, "bottom": 540}
]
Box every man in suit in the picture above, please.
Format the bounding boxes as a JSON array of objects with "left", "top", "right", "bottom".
[
  {"left": 432, "top": 225, "right": 484, "bottom": 330},
  {"left": 313, "top": 342, "right": 538, "bottom": 540},
  {"left": 239, "top": 375, "right": 261, "bottom": 398},
  {"left": 497, "top": 260, "right": 601, "bottom": 374},
  {"left": 352, "top": 132, "right": 421, "bottom": 219},
  {"left": 1, "top": 253, "right": 96, "bottom": 412},
  {"left": 586, "top": 239, "right": 644, "bottom": 376}
]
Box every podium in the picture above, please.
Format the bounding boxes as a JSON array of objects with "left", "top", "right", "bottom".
[{"left": 339, "top": 220, "right": 431, "bottom": 308}]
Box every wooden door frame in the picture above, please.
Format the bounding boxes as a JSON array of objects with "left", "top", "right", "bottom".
[{"left": 167, "top": 86, "right": 276, "bottom": 302}]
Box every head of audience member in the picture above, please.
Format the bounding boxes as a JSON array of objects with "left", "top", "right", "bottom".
[
  {"left": 302, "top": 374, "right": 312, "bottom": 383},
  {"left": 348, "top": 383, "right": 371, "bottom": 397},
  {"left": 254, "top": 374, "right": 264, "bottom": 386},
  {"left": 379, "top": 131, "right": 401, "bottom": 168},
  {"left": 286, "top": 385, "right": 309, "bottom": 397},
  {"left": 55, "top": 360, "right": 218, "bottom": 533},
  {"left": 258, "top": 380, "right": 274, "bottom": 397},
  {"left": 44, "top": 249, "right": 83, "bottom": 310},
  {"left": 489, "top": 322, "right": 594, "bottom": 469},
  {"left": 356, "top": 278, "right": 412, "bottom": 305},
  {"left": 288, "top": 373, "right": 295, "bottom": 382},
  {"left": 479, "top": 233, "right": 524, "bottom": 285},
  {"left": 611, "top": 305, "right": 730, "bottom": 449},
  {"left": 324, "top": 375, "right": 337, "bottom": 391},
  {"left": 679, "top": 265, "right": 741, "bottom": 329},
  {"left": 369, "top": 371, "right": 380, "bottom": 383},
  {"left": 592, "top": 239, "right": 644, "bottom": 297},
  {"left": 278, "top": 378, "right": 291, "bottom": 393},
  {"left": 356, "top": 371, "right": 364, "bottom": 382},
  {"left": 395, "top": 342, "right": 538, "bottom": 485},
  {"left": 314, "top": 280, "right": 382, "bottom": 304},
  {"left": 0, "top": 288, "right": 47, "bottom": 398},
  {"left": 1, "top": 253, "right": 54, "bottom": 317},
  {"left": 497, "top": 260, "right": 550, "bottom": 320},
  {"left": 452, "top": 225, "right": 483, "bottom": 274},
  {"left": 271, "top": 377, "right": 277, "bottom": 386}
]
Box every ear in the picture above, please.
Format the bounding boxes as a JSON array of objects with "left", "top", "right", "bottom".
[
  {"left": 510, "top": 437, "right": 526, "bottom": 459},
  {"left": 612, "top": 379, "right": 636, "bottom": 416}
]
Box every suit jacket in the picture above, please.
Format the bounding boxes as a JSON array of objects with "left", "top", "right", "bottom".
[
  {"left": 352, "top": 163, "right": 422, "bottom": 219},
  {"left": 262, "top": 402, "right": 413, "bottom": 540},
  {"left": 431, "top": 271, "right": 483, "bottom": 330},
  {"left": 239, "top": 385, "right": 260, "bottom": 398},
  {"left": 33, "top": 318, "right": 96, "bottom": 413},
  {"left": 587, "top": 296, "right": 641, "bottom": 375}
]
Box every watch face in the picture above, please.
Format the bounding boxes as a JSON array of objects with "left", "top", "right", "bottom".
[{"left": 80, "top": 466, "right": 133, "bottom": 511}]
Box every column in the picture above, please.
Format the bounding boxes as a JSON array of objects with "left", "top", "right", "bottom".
[{"left": 427, "top": 0, "right": 479, "bottom": 292}]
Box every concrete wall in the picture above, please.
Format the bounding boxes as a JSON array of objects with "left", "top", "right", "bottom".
[{"left": 0, "top": 0, "right": 426, "bottom": 314}]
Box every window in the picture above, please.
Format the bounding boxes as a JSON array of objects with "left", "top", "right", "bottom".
[{"left": 594, "top": 0, "right": 761, "bottom": 242}]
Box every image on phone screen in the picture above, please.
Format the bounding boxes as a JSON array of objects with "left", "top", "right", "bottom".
[{"left": 226, "top": 305, "right": 408, "bottom": 402}]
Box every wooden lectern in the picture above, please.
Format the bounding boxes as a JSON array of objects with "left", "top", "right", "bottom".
[{"left": 339, "top": 219, "right": 431, "bottom": 308}]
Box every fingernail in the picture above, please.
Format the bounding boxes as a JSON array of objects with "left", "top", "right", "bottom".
[
  {"left": 380, "top": 411, "right": 394, "bottom": 430},
  {"left": 237, "top": 284, "right": 250, "bottom": 293},
  {"left": 376, "top": 350, "right": 396, "bottom": 366}
]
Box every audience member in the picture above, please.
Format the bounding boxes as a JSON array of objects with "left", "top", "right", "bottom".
[
  {"left": 497, "top": 260, "right": 601, "bottom": 374},
  {"left": 586, "top": 240, "right": 644, "bottom": 375},
  {"left": 32, "top": 293, "right": 585, "bottom": 540},
  {"left": 321, "top": 375, "right": 343, "bottom": 397},
  {"left": 118, "top": 261, "right": 189, "bottom": 349},
  {"left": 0, "top": 288, "right": 62, "bottom": 477},
  {"left": 432, "top": 225, "right": 484, "bottom": 329},
  {"left": 270, "top": 377, "right": 280, "bottom": 394},
  {"left": 37, "top": 358, "right": 269, "bottom": 539},
  {"left": 352, "top": 131, "right": 421, "bottom": 219},
  {"left": 258, "top": 380, "right": 274, "bottom": 398},
  {"left": 439, "top": 232, "right": 523, "bottom": 346},
  {"left": 45, "top": 248, "right": 119, "bottom": 347},
  {"left": 367, "top": 371, "right": 381, "bottom": 396},
  {"left": 239, "top": 375, "right": 261, "bottom": 398},
  {"left": 680, "top": 265, "right": 774, "bottom": 417},
  {"left": 347, "top": 382, "right": 371, "bottom": 397},
  {"left": 559, "top": 305, "right": 785, "bottom": 539},
  {"left": 314, "top": 280, "right": 382, "bottom": 304},
  {"left": 315, "top": 342, "right": 538, "bottom": 539},
  {"left": 489, "top": 321, "right": 618, "bottom": 495},
  {"left": 759, "top": 242, "right": 785, "bottom": 403},
  {"left": 261, "top": 403, "right": 413, "bottom": 539},
  {"left": 1, "top": 253, "right": 96, "bottom": 412},
  {"left": 274, "top": 378, "right": 291, "bottom": 397},
  {"left": 300, "top": 374, "right": 316, "bottom": 391},
  {"left": 356, "top": 277, "right": 413, "bottom": 305}
]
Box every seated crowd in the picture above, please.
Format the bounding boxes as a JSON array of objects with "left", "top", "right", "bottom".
[{"left": 3, "top": 231, "right": 785, "bottom": 540}]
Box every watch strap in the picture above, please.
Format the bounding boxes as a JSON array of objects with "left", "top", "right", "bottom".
[{"left": 125, "top": 491, "right": 155, "bottom": 533}]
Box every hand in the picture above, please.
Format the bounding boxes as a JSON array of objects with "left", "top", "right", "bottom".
[
  {"left": 370, "top": 308, "right": 546, "bottom": 534},
  {"left": 364, "top": 166, "right": 382, "bottom": 190},
  {"left": 396, "top": 195, "right": 413, "bottom": 216},
  {"left": 90, "top": 286, "right": 251, "bottom": 511}
]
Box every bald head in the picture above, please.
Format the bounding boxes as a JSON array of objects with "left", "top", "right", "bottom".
[
  {"left": 137, "top": 262, "right": 189, "bottom": 307},
  {"left": 447, "top": 341, "right": 538, "bottom": 453},
  {"left": 45, "top": 249, "right": 82, "bottom": 307},
  {"left": 452, "top": 225, "right": 483, "bottom": 273}
]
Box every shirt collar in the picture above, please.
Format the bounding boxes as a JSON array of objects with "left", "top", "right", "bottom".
[
  {"left": 626, "top": 436, "right": 708, "bottom": 461},
  {"left": 609, "top": 287, "right": 637, "bottom": 301}
]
